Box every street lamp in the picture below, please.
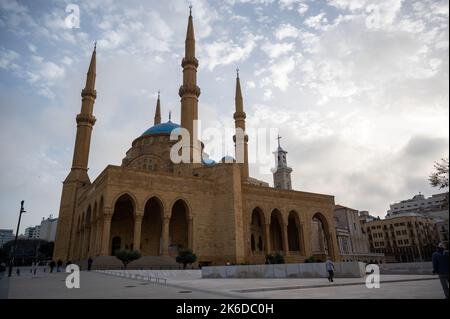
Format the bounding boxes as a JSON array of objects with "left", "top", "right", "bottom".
[{"left": 8, "top": 200, "right": 26, "bottom": 277}]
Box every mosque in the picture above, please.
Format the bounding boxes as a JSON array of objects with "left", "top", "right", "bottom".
[{"left": 53, "top": 9, "right": 339, "bottom": 267}]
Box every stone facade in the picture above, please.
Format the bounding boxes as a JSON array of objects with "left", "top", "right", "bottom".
[
  {"left": 362, "top": 213, "right": 440, "bottom": 262},
  {"left": 53, "top": 10, "right": 339, "bottom": 266},
  {"left": 334, "top": 205, "right": 384, "bottom": 263}
]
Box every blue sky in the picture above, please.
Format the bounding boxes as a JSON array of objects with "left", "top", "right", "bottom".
[{"left": 0, "top": 0, "right": 448, "bottom": 233}]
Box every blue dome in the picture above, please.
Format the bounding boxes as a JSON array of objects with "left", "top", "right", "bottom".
[
  {"left": 202, "top": 158, "right": 217, "bottom": 166},
  {"left": 142, "top": 121, "right": 181, "bottom": 136}
]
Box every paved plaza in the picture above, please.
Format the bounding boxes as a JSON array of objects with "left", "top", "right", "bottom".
[{"left": 0, "top": 268, "right": 446, "bottom": 299}]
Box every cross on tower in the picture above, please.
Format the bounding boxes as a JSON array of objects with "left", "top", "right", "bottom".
[{"left": 277, "top": 134, "right": 282, "bottom": 148}]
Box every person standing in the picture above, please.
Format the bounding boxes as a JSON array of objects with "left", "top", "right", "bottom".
[
  {"left": 49, "top": 260, "right": 56, "bottom": 273},
  {"left": 87, "top": 257, "right": 93, "bottom": 271},
  {"left": 56, "top": 259, "right": 63, "bottom": 272},
  {"left": 432, "top": 242, "right": 449, "bottom": 299},
  {"left": 325, "top": 257, "right": 335, "bottom": 282}
]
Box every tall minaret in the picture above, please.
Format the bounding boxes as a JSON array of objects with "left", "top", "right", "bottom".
[
  {"left": 233, "top": 69, "right": 249, "bottom": 180},
  {"left": 69, "top": 43, "right": 97, "bottom": 183},
  {"left": 272, "top": 135, "right": 293, "bottom": 190},
  {"left": 179, "top": 6, "right": 201, "bottom": 162},
  {"left": 54, "top": 44, "right": 97, "bottom": 262},
  {"left": 154, "top": 91, "right": 161, "bottom": 125}
]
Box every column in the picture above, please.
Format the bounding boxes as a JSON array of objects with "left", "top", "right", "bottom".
[
  {"left": 188, "top": 217, "right": 193, "bottom": 249},
  {"left": 133, "top": 214, "right": 143, "bottom": 252},
  {"left": 265, "top": 223, "right": 271, "bottom": 253},
  {"left": 282, "top": 222, "right": 289, "bottom": 255},
  {"left": 88, "top": 222, "right": 96, "bottom": 257},
  {"left": 101, "top": 213, "right": 112, "bottom": 255},
  {"left": 162, "top": 216, "right": 170, "bottom": 256},
  {"left": 95, "top": 219, "right": 103, "bottom": 255}
]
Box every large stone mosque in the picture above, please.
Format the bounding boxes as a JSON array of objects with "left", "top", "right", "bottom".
[{"left": 53, "top": 9, "right": 339, "bottom": 267}]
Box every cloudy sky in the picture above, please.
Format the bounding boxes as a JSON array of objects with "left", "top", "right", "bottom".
[{"left": 0, "top": 0, "right": 448, "bottom": 233}]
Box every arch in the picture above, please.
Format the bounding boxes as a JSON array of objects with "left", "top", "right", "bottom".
[
  {"left": 169, "top": 199, "right": 189, "bottom": 254},
  {"left": 141, "top": 196, "right": 164, "bottom": 255},
  {"left": 270, "top": 209, "right": 284, "bottom": 252},
  {"left": 111, "top": 192, "right": 138, "bottom": 213},
  {"left": 250, "top": 207, "right": 266, "bottom": 254},
  {"left": 287, "top": 211, "right": 301, "bottom": 252},
  {"left": 168, "top": 196, "right": 192, "bottom": 219},
  {"left": 311, "top": 212, "right": 332, "bottom": 258},
  {"left": 109, "top": 194, "right": 135, "bottom": 254}
]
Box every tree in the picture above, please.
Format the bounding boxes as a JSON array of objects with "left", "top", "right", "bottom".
[
  {"left": 114, "top": 249, "right": 141, "bottom": 269},
  {"left": 39, "top": 241, "right": 54, "bottom": 260},
  {"left": 266, "top": 252, "right": 285, "bottom": 264},
  {"left": 176, "top": 249, "right": 197, "bottom": 269},
  {"left": 305, "top": 256, "right": 317, "bottom": 263},
  {"left": 0, "top": 247, "right": 8, "bottom": 263},
  {"left": 429, "top": 158, "right": 449, "bottom": 189}
]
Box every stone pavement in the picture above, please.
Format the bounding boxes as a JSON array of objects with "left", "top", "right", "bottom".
[{"left": 0, "top": 269, "right": 445, "bottom": 299}]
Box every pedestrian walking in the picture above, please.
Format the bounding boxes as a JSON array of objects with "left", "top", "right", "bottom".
[
  {"left": 49, "top": 260, "right": 56, "bottom": 273},
  {"left": 432, "top": 242, "right": 449, "bottom": 299},
  {"left": 87, "top": 257, "right": 93, "bottom": 271},
  {"left": 56, "top": 259, "right": 63, "bottom": 272},
  {"left": 325, "top": 257, "right": 335, "bottom": 282}
]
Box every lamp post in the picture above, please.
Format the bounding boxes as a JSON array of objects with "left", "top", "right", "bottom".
[{"left": 8, "top": 200, "right": 26, "bottom": 277}]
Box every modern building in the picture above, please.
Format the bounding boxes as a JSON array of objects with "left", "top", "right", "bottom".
[
  {"left": 53, "top": 9, "right": 340, "bottom": 266},
  {"left": 24, "top": 226, "right": 40, "bottom": 239},
  {"left": 387, "top": 192, "right": 449, "bottom": 220},
  {"left": 362, "top": 213, "right": 440, "bottom": 263},
  {"left": 0, "top": 229, "right": 14, "bottom": 247},
  {"left": 39, "top": 216, "right": 58, "bottom": 242},
  {"left": 334, "top": 205, "right": 384, "bottom": 263},
  {"left": 23, "top": 216, "right": 58, "bottom": 242},
  {"left": 359, "top": 211, "right": 380, "bottom": 223}
]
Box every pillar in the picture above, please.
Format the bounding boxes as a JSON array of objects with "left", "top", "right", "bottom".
[
  {"left": 133, "top": 214, "right": 143, "bottom": 252},
  {"left": 101, "top": 212, "right": 112, "bottom": 255},
  {"left": 162, "top": 216, "right": 170, "bottom": 256},
  {"left": 265, "top": 223, "right": 271, "bottom": 253}
]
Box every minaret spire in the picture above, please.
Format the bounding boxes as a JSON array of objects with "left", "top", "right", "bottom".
[
  {"left": 179, "top": 7, "right": 201, "bottom": 163},
  {"left": 154, "top": 91, "right": 161, "bottom": 125},
  {"left": 233, "top": 68, "right": 249, "bottom": 180},
  {"left": 84, "top": 42, "right": 96, "bottom": 94},
  {"left": 54, "top": 43, "right": 98, "bottom": 262},
  {"left": 72, "top": 43, "right": 97, "bottom": 177}
]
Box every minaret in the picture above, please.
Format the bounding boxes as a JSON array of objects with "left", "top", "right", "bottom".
[
  {"left": 179, "top": 6, "right": 201, "bottom": 162},
  {"left": 154, "top": 91, "right": 161, "bottom": 125},
  {"left": 272, "top": 135, "right": 293, "bottom": 190},
  {"left": 69, "top": 43, "right": 97, "bottom": 183},
  {"left": 54, "top": 44, "right": 97, "bottom": 262},
  {"left": 233, "top": 69, "right": 249, "bottom": 180}
]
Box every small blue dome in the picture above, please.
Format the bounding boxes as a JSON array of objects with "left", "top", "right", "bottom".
[
  {"left": 142, "top": 121, "right": 181, "bottom": 136},
  {"left": 202, "top": 158, "right": 217, "bottom": 166}
]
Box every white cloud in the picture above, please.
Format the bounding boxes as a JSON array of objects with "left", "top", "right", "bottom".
[
  {"left": 304, "top": 12, "right": 329, "bottom": 30},
  {"left": 201, "top": 34, "right": 260, "bottom": 70},
  {"left": 261, "top": 41, "right": 295, "bottom": 59},
  {"left": 0, "top": 48, "right": 19, "bottom": 70},
  {"left": 275, "top": 23, "right": 300, "bottom": 40}
]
